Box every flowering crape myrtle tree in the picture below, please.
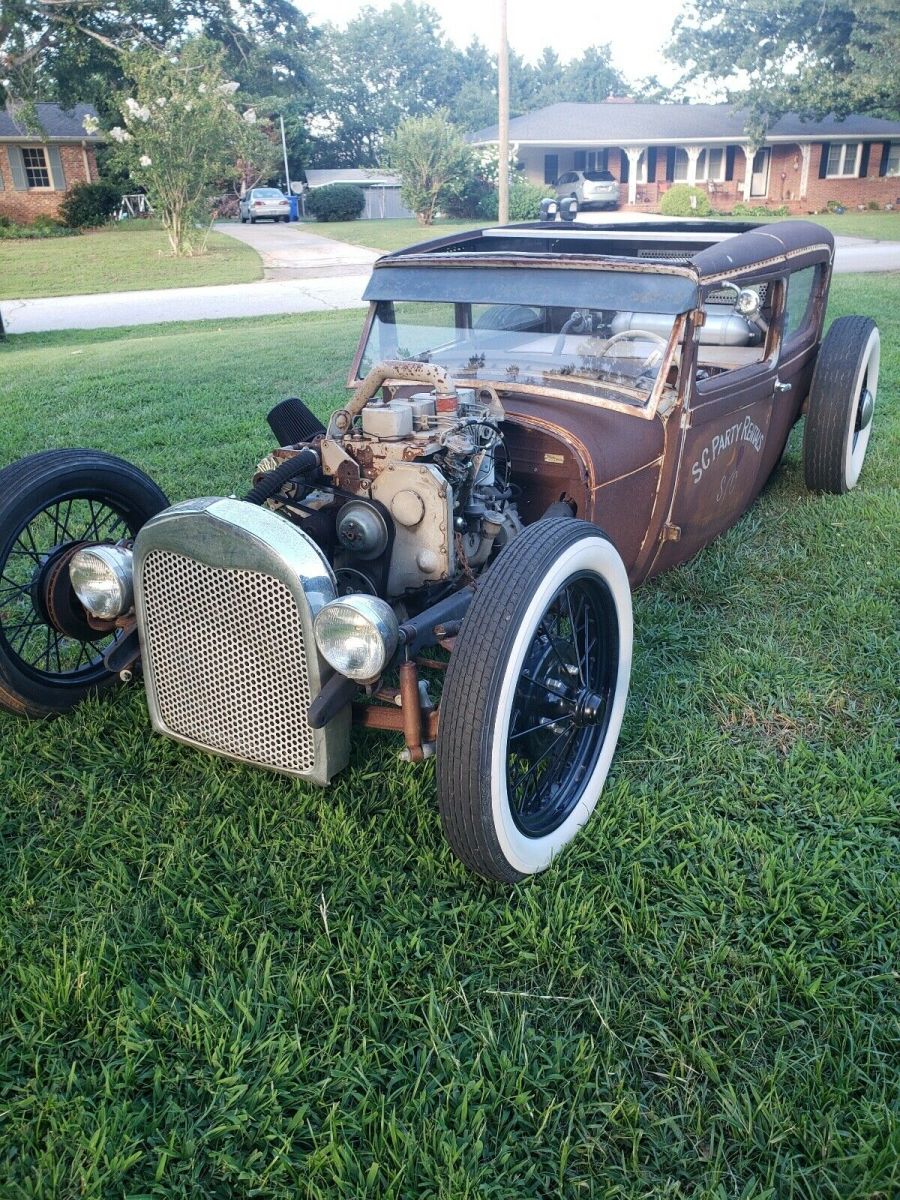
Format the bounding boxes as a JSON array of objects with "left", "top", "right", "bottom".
[{"left": 106, "top": 40, "right": 276, "bottom": 255}]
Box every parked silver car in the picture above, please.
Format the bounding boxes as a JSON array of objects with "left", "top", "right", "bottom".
[
  {"left": 239, "top": 187, "right": 291, "bottom": 224},
  {"left": 555, "top": 169, "right": 619, "bottom": 211}
]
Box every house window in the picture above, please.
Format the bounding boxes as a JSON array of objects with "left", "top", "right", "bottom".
[
  {"left": 885, "top": 142, "right": 900, "bottom": 177},
  {"left": 672, "top": 148, "right": 689, "bottom": 182},
  {"left": 22, "top": 146, "right": 52, "bottom": 188},
  {"left": 696, "top": 148, "right": 725, "bottom": 182},
  {"left": 825, "top": 142, "right": 861, "bottom": 178}
]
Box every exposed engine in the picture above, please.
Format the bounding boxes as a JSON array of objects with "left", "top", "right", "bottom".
[{"left": 252, "top": 375, "right": 523, "bottom": 604}]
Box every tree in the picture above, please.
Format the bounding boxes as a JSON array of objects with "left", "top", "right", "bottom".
[
  {"left": 108, "top": 40, "right": 276, "bottom": 255},
  {"left": 0, "top": 0, "right": 314, "bottom": 118},
  {"left": 561, "top": 45, "right": 627, "bottom": 104},
  {"left": 308, "top": 2, "right": 457, "bottom": 167},
  {"left": 385, "top": 110, "right": 472, "bottom": 224},
  {"left": 669, "top": 0, "right": 900, "bottom": 138}
]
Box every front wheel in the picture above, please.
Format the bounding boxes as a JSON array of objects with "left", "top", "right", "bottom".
[
  {"left": 436, "top": 519, "right": 633, "bottom": 882},
  {"left": 0, "top": 450, "right": 169, "bottom": 717}
]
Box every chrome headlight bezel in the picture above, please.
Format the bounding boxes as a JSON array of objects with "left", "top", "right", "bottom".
[
  {"left": 69, "top": 544, "right": 134, "bottom": 619},
  {"left": 313, "top": 594, "right": 399, "bottom": 682}
]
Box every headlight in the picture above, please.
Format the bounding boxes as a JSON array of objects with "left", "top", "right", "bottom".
[
  {"left": 314, "top": 595, "right": 398, "bottom": 681},
  {"left": 69, "top": 545, "right": 134, "bottom": 619}
]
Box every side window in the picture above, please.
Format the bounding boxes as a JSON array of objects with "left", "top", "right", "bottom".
[
  {"left": 783, "top": 266, "right": 818, "bottom": 341},
  {"left": 694, "top": 280, "right": 775, "bottom": 384}
]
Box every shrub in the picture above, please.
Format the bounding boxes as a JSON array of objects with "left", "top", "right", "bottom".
[
  {"left": 305, "top": 183, "right": 366, "bottom": 222},
  {"left": 732, "top": 201, "right": 789, "bottom": 217},
  {"left": 441, "top": 176, "right": 493, "bottom": 219},
  {"left": 659, "top": 184, "right": 712, "bottom": 217},
  {"left": 59, "top": 180, "right": 123, "bottom": 228},
  {"left": 476, "top": 179, "right": 557, "bottom": 222},
  {"left": 867, "top": 199, "right": 881, "bottom": 211},
  {"left": 0, "top": 217, "right": 75, "bottom": 239}
]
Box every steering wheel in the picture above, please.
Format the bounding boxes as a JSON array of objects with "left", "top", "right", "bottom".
[{"left": 599, "top": 329, "right": 669, "bottom": 372}]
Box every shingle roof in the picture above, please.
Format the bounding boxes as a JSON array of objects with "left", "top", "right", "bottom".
[
  {"left": 0, "top": 103, "right": 102, "bottom": 140},
  {"left": 471, "top": 102, "right": 900, "bottom": 144},
  {"left": 304, "top": 168, "right": 401, "bottom": 187}
]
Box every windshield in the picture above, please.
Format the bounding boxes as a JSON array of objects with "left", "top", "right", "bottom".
[
  {"left": 254, "top": 188, "right": 284, "bottom": 198},
  {"left": 583, "top": 171, "right": 615, "bottom": 182},
  {"left": 358, "top": 299, "right": 679, "bottom": 405}
]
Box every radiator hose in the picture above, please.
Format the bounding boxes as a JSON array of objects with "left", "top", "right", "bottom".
[{"left": 243, "top": 447, "right": 319, "bottom": 506}]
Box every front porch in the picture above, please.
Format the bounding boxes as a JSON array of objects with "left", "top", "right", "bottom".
[{"left": 518, "top": 141, "right": 818, "bottom": 213}]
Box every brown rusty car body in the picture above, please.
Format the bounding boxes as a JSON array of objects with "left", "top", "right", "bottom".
[{"left": 0, "top": 217, "right": 880, "bottom": 882}]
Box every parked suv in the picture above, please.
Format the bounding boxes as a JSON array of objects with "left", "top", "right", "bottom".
[
  {"left": 239, "top": 187, "right": 291, "bottom": 224},
  {"left": 555, "top": 169, "right": 619, "bottom": 210}
]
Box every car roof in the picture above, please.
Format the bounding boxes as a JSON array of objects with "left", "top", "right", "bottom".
[{"left": 375, "top": 219, "right": 835, "bottom": 285}]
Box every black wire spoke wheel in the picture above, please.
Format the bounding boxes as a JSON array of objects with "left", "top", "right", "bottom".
[
  {"left": 437, "top": 518, "right": 633, "bottom": 883},
  {"left": 0, "top": 494, "right": 131, "bottom": 681},
  {"left": 0, "top": 450, "right": 168, "bottom": 717},
  {"left": 506, "top": 572, "right": 618, "bottom": 838}
]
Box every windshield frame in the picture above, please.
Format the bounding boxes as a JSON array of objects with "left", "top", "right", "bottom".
[
  {"left": 351, "top": 257, "right": 697, "bottom": 420},
  {"left": 349, "top": 301, "right": 688, "bottom": 420}
]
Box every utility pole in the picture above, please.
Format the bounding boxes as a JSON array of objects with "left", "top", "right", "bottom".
[
  {"left": 498, "top": 0, "right": 509, "bottom": 225},
  {"left": 279, "top": 115, "right": 291, "bottom": 195}
]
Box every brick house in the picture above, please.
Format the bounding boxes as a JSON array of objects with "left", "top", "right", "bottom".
[
  {"left": 472, "top": 102, "right": 900, "bottom": 214},
  {"left": 0, "top": 103, "right": 103, "bottom": 224}
]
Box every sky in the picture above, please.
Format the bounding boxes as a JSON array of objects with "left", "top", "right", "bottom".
[{"left": 299, "top": 0, "right": 687, "bottom": 88}]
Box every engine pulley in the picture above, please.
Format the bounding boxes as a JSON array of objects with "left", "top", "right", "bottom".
[{"left": 336, "top": 499, "right": 389, "bottom": 560}]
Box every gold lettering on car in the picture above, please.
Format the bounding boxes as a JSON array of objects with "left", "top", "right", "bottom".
[{"left": 691, "top": 415, "right": 765, "bottom": 485}]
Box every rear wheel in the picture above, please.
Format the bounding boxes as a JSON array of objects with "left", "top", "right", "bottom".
[
  {"left": 0, "top": 450, "right": 168, "bottom": 717},
  {"left": 803, "top": 316, "right": 879, "bottom": 493},
  {"left": 436, "top": 519, "right": 632, "bottom": 882}
]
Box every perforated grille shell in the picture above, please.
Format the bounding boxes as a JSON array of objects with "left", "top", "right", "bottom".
[{"left": 140, "top": 549, "right": 315, "bottom": 773}]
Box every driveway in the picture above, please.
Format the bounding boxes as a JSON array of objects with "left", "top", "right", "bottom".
[{"left": 213, "top": 220, "right": 378, "bottom": 280}]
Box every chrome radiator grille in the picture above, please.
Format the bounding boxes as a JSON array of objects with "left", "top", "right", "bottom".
[{"left": 140, "top": 549, "right": 315, "bottom": 773}]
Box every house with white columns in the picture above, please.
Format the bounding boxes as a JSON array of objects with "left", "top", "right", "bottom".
[{"left": 471, "top": 102, "right": 900, "bottom": 213}]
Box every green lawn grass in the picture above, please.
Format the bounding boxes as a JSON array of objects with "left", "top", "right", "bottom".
[
  {"left": 0, "top": 276, "right": 897, "bottom": 1198},
  {"left": 299, "top": 217, "right": 478, "bottom": 253},
  {"left": 712, "top": 210, "right": 900, "bottom": 241},
  {"left": 0, "top": 221, "right": 263, "bottom": 300},
  {"left": 306, "top": 211, "right": 900, "bottom": 254}
]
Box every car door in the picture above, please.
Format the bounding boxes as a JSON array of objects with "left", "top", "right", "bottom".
[
  {"left": 650, "top": 276, "right": 783, "bottom": 573},
  {"left": 755, "top": 261, "right": 829, "bottom": 481}
]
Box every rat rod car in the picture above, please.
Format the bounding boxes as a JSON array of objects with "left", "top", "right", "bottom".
[{"left": 0, "top": 216, "right": 880, "bottom": 882}]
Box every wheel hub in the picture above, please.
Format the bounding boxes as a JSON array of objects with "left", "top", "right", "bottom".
[
  {"left": 30, "top": 541, "right": 96, "bottom": 641},
  {"left": 856, "top": 387, "right": 874, "bottom": 432}
]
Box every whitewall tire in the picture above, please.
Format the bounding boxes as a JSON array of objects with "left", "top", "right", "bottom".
[
  {"left": 804, "top": 316, "right": 880, "bottom": 493},
  {"left": 436, "top": 519, "right": 632, "bottom": 883}
]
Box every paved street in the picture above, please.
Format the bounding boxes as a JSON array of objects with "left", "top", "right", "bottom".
[{"left": 2, "top": 221, "right": 898, "bottom": 335}]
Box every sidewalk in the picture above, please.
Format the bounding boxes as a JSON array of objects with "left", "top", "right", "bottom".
[{"left": 0, "top": 273, "right": 371, "bottom": 335}]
